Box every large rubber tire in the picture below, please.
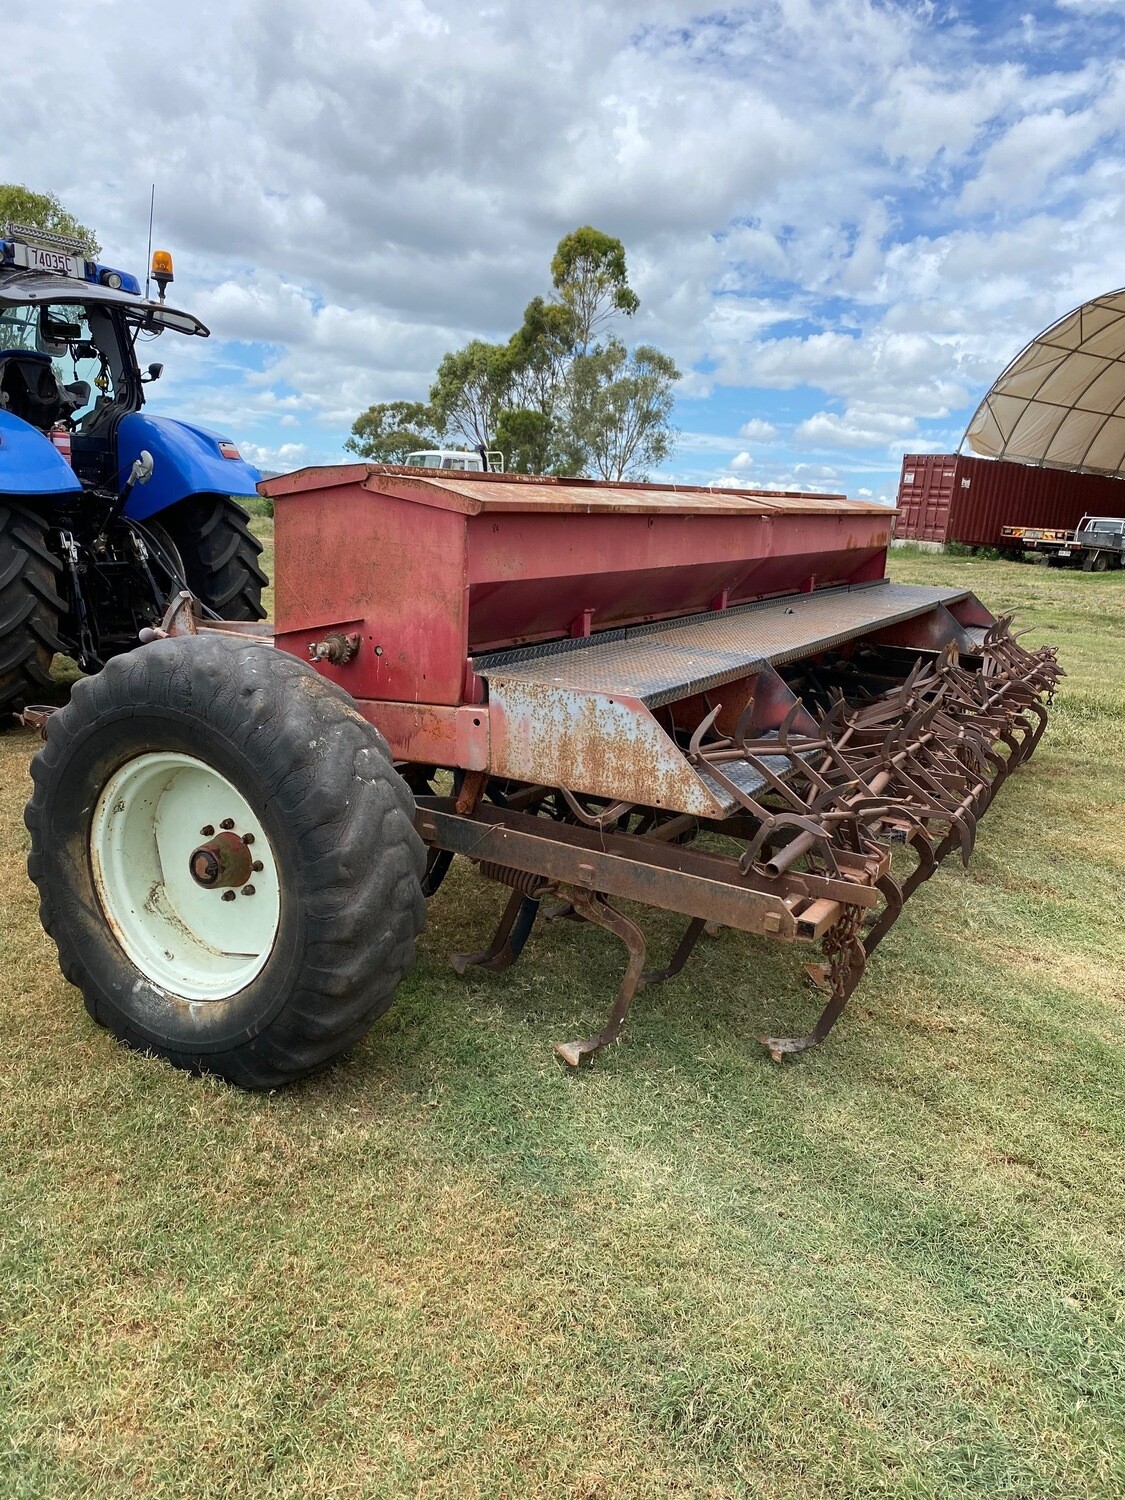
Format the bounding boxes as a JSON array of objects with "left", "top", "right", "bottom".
[
  {"left": 161, "top": 494, "right": 268, "bottom": 620},
  {"left": 0, "top": 501, "right": 65, "bottom": 713},
  {"left": 26, "top": 634, "right": 427, "bottom": 1089}
]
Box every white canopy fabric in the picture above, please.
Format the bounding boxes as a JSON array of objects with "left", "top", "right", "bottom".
[{"left": 963, "top": 288, "right": 1125, "bottom": 478}]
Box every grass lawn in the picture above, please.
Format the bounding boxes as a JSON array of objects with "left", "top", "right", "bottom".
[{"left": 0, "top": 535, "right": 1122, "bottom": 1498}]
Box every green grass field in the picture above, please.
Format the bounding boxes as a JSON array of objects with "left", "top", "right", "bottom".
[{"left": 1, "top": 539, "right": 1122, "bottom": 1498}]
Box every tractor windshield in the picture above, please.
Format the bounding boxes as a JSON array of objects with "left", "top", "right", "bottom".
[{"left": 0, "top": 301, "right": 123, "bottom": 431}]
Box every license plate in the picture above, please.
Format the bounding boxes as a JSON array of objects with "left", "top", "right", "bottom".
[
  {"left": 10, "top": 242, "right": 84, "bottom": 279},
  {"left": 1058, "top": 550, "right": 1072, "bottom": 558}
]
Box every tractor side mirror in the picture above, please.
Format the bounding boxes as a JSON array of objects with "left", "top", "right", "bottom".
[{"left": 142, "top": 362, "right": 164, "bottom": 384}]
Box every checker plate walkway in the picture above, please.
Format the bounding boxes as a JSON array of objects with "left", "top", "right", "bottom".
[{"left": 475, "top": 580, "right": 971, "bottom": 707}]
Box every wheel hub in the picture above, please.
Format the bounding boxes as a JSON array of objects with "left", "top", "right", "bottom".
[
  {"left": 89, "top": 752, "right": 281, "bottom": 1001},
  {"left": 189, "top": 830, "right": 253, "bottom": 889}
]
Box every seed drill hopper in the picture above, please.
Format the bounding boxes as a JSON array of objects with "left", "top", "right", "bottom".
[{"left": 26, "top": 465, "right": 1060, "bottom": 1088}]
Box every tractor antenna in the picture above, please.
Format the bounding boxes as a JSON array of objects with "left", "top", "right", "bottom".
[{"left": 144, "top": 184, "right": 156, "bottom": 300}]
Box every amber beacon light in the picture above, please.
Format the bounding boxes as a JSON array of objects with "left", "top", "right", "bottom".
[{"left": 150, "top": 249, "right": 174, "bottom": 301}]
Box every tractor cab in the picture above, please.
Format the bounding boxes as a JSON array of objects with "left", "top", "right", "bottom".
[
  {"left": 0, "top": 227, "right": 209, "bottom": 490},
  {"left": 1, "top": 300, "right": 129, "bottom": 481},
  {"left": 0, "top": 225, "right": 266, "bottom": 702}
]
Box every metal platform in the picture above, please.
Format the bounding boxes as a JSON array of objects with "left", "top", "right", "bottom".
[{"left": 475, "top": 580, "right": 971, "bottom": 708}]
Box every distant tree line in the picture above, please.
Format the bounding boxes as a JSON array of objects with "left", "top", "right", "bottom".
[{"left": 347, "top": 226, "right": 680, "bottom": 481}]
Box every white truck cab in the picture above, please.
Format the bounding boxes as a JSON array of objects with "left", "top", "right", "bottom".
[
  {"left": 1003, "top": 512, "right": 1124, "bottom": 570},
  {"left": 1075, "top": 515, "right": 1125, "bottom": 543},
  {"left": 405, "top": 450, "right": 504, "bottom": 473}
]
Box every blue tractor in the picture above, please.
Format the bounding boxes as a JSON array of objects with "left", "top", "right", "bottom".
[{"left": 0, "top": 225, "right": 266, "bottom": 712}]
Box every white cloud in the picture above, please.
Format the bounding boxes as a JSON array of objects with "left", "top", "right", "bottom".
[
  {"left": 193, "top": 279, "right": 318, "bottom": 346},
  {"left": 738, "top": 418, "right": 779, "bottom": 442},
  {"left": 958, "top": 94, "right": 1119, "bottom": 214},
  {"left": 240, "top": 440, "right": 310, "bottom": 473},
  {"left": 794, "top": 407, "right": 919, "bottom": 451}
]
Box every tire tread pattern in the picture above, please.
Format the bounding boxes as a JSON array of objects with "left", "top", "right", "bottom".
[
  {"left": 26, "top": 635, "right": 426, "bottom": 1090},
  {"left": 0, "top": 503, "right": 65, "bottom": 711},
  {"left": 165, "top": 495, "right": 268, "bottom": 620}
]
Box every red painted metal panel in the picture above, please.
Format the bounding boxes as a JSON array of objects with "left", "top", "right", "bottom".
[
  {"left": 895, "top": 453, "right": 1125, "bottom": 546},
  {"left": 274, "top": 484, "right": 470, "bottom": 705},
  {"left": 267, "top": 466, "right": 893, "bottom": 705},
  {"left": 463, "top": 510, "right": 890, "bottom": 651},
  {"left": 895, "top": 454, "right": 956, "bottom": 542},
  {"left": 949, "top": 456, "right": 1125, "bottom": 547}
]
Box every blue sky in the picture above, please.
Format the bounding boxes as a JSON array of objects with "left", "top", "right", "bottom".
[{"left": 5, "top": 0, "right": 1124, "bottom": 499}]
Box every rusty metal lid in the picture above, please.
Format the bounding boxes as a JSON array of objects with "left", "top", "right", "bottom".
[{"left": 261, "top": 462, "right": 889, "bottom": 517}]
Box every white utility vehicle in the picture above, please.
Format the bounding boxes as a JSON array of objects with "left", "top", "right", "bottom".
[
  {"left": 1001, "top": 514, "right": 1125, "bottom": 571},
  {"left": 405, "top": 449, "right": 504, "bottom": 472}
]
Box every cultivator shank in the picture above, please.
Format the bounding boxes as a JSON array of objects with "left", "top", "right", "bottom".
[
  {"left": 408, "top": 613, "right": 1058, "bottom": 1063},
  {"left": 689, "top": 618, "right": 1060, "bottom": 1055}
]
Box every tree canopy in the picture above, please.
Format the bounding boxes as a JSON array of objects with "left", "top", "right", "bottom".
[
  {"left": 551, "top": 225, "right": 640, "bottom": 355},
  {"left": 0, "top": 184, "right": 100, "bottom": 254},
  {"left": 343, "top": 400, "right": 440, "bottom": 465},
  {"left": 348, "top": 228, "right": 678, "bottom": 482},
  {"left": 567, "top": 341, "right": 681, "bottom": 481}
]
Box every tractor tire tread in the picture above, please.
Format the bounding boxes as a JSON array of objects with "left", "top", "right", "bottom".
[
  {"left": 163, "top": 495, "right": 268, "bottom": 621},
  {"left": 0, "top": 503, "right": 64, "bottom": 711},
  {"left": 26, "top": 634, "right": 426, "bottom": 1090}
]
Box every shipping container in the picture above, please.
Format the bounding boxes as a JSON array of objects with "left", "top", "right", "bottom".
[{"left": 895, "top": 454, "right": 1125, "bottom": 547}]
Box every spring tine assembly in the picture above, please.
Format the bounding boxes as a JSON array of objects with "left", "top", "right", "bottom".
[
  {"left": 683, "top": 626, "right": 1061, "bottom": 1058},
  {"left": 442, "top": 608, "right": 1061, "bottom": 1072}
]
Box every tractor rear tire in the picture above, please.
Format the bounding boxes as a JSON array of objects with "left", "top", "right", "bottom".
[
  {"left": 26, "top": 633, "right": 427, "bottom": 1089},
  {"left": 0, "top": 501, "right": 65, "bottom": 714},
  {"left": 162, "top": 494, "right": 268, "bottom": 620}
]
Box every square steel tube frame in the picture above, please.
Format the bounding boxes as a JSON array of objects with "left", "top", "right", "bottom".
[{"left": 413, "top": 798, "right": 883, "bottom": 946}]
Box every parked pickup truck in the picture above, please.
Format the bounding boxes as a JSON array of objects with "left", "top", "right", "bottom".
[{"left": 1001, "top": 514, "right": 1125, "bottom": 571}]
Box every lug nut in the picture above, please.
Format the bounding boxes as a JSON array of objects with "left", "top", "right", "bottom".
[
  {"left": 242, "top": 832, "right": 255, "bottom": 845},
  {"left": 222, "top": 890, "right": 236, "bottom": 902},
  {"left": 252, "top": 860, "right": 263, "bottom": 872},
  {"left": 200, "top": 824, "right": 215, "bottom": 837},
  {"left": 220, "top": 818, "right": 235, "bottom": 830},
  {"left": 242, "top": 884, "right": 256, "bottom": 896}
]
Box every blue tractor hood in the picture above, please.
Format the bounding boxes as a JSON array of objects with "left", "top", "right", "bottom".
[
  {"left": 117, "top": 412, "right": 261, "bottom": 522},
  {"left": 0, "top": 409, "right": 83, "bottom": 501}
]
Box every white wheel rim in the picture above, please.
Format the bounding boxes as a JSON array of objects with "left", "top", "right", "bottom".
[{"left": 90, "top": 752, "right": 281, "bottom": 1001}]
